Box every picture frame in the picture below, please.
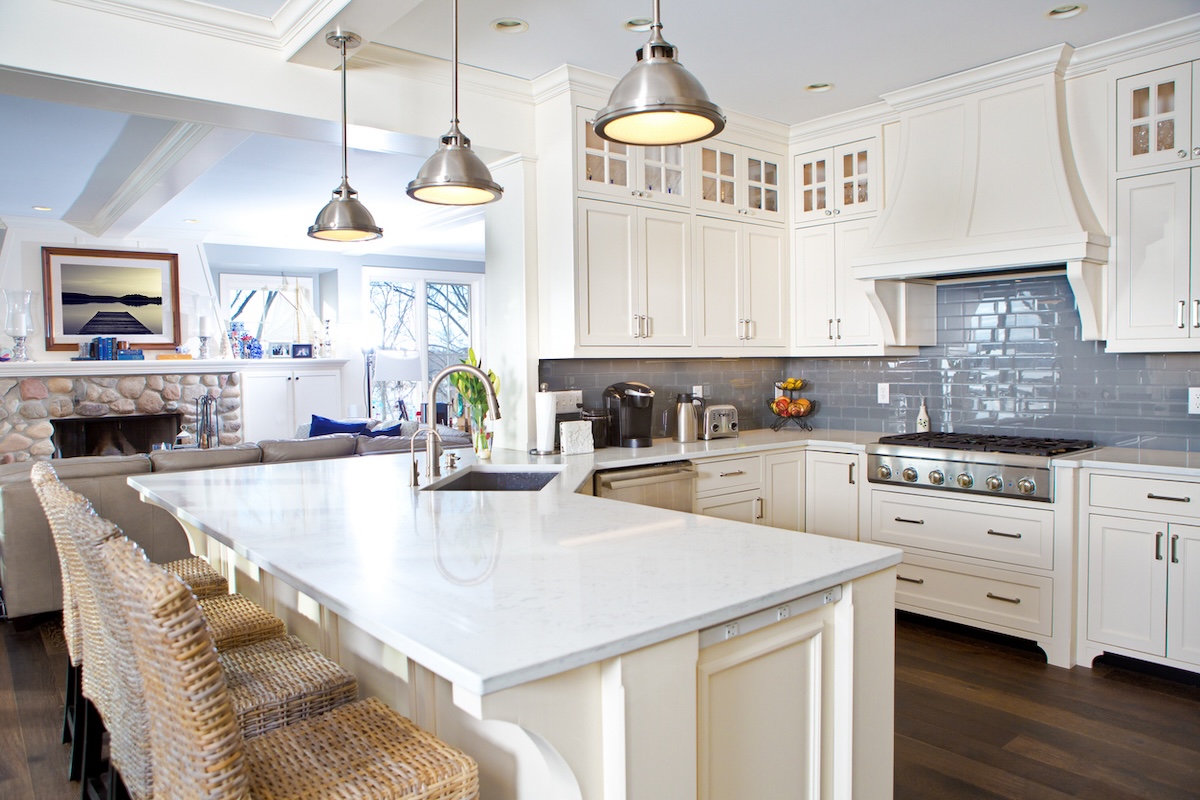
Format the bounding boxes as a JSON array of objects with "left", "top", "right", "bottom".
[
  {"left": 290, "top": 343, "right": 313, "bottom": 359},
  {"left": 268, "top": 342, "right": 291, "bottom": 358},
  {"left": 41, "top": 247, "right": 181, "bottom": 351}
]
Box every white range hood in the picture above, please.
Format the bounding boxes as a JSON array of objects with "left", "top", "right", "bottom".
[{"left": 852, "top": 45, "right": 1109, "bottom": 340}]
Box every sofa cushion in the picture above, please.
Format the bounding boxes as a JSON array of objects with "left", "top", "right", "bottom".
[
  {"left": 308, "top": 414, "right": 372, "bottom": 437},
  {"left": 0, "top": 454, "right": 151, "bottom": 486},
  {"left": 150, "top": 444, "right": 263, "bottom": 473},
  {"left": 259, "top": 434, "right": 358, "bottom": 463}
]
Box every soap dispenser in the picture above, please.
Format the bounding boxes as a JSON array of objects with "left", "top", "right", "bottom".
[{"left": 917, "top": 399, "right": 931, "bottom": 432}]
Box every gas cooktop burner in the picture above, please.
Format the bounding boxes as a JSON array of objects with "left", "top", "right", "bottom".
[{"left": 875, "top": 432, "right": 1094, "bottom": 457}]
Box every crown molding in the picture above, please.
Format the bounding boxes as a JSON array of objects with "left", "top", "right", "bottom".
[
  {"left": 881, "top": 44, "right": 1072, "bottom": 112},
  {"left": 51, "top": 0, "right": 343, "bottom": 50},
  {"left": 788, "top": 101, "right": 896, "bottom": 147},
  {"left": 1067, "top": 12, "right": 1200, "bottom": 75}
]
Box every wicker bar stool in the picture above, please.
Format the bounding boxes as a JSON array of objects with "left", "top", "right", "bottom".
[
  {"left": 36, "top": 465, "right": 360, "bottom": 799},
  {"left": 105, "top": 532, "right": 479, "bottom": 800},
  {"left": 29, "top": 464, "right": 230, "bottom": 782}
]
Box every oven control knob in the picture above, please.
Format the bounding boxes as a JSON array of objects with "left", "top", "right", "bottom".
[
  {"left": 876, "top": 465, "right": 892, "bottom": 480},
  {"left": 985, "top": 475, "right": 1003, "bottom": 492},
  {"left": 928, "top": 470, "right": 945, "bottom": 485},
  {"left": 956, "top": 473, "right": 974, "bottom": 489},
  {"left": 901, "top": 467, "right": 918, "bottom": 482},
  {"left": 1016, "top": 477, "right": 1036, "bottom": 495}
]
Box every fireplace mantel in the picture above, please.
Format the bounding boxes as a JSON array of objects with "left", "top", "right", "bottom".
[{"left": 0, "top": 358, "right": 349, "bottom": 378}]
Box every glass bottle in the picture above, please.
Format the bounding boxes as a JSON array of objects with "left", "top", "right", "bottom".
[{"left": 3, "top": 289, "right": 33, "bottom": 362}]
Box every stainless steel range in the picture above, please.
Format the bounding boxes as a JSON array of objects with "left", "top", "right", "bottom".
[{"left": 866, "top": 432, "right": 1096, "bottom": 502}]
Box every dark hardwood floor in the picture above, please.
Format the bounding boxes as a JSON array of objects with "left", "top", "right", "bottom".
[{"left": 2, "top": 611, "right": 1198, "bottom": 799}]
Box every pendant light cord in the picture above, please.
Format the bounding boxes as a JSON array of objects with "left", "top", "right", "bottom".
[
  {"left": 339, "top": 36, "right": 349, "bottom": 185},
  {"left": 451, "top": 0, "right": 459, "bottom": 127}
]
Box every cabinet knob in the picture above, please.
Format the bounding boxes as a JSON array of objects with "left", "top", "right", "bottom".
[
  {"left": 1180, "top": 149, "right": 1190, "bottom": 158},
  {"left": 833, "top": 209, "right": 840, "bottom": 216},
  {"left": 824, "top": 209, "right": 833, "bottom": 216},
  {"left": 1194, "top": 146, "right": 1200, "bottom": 158}
]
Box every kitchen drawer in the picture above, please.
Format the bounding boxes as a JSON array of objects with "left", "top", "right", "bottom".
[
  {"left": 871, "top": 489, "right": 1054, "bottom": 569},
  {"left": 694, "top": 455, "right": 762, "bottom": 495},
  {"left": 893, "top": 553, "right": 1053, "bottom": 637},
  {"left": 1089, "top": 474, "right": 1200, "bottom": 519}
]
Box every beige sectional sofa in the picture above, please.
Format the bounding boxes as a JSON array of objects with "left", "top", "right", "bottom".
[{"left": 0, "top": 430, "right": 449, "bottom": 620}]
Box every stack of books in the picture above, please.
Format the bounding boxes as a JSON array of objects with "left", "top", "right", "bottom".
[{"left": 69, "top": 337, "right": 145, "bottom": 361}]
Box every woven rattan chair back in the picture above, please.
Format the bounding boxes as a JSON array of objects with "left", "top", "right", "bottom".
[
  {"left": 100, "top": 533, "right": 250, "bottom": 799},
  {"left": 30, "top": 462, "right": 91, "bottom": 667}
]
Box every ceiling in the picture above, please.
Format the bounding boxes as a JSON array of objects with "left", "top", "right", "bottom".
[{"left": 2, "top": 0, "right": 1198, "bottom": 263}]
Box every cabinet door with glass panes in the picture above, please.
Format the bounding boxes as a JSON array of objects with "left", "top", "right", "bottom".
[
  {"left": 1116, "top": 62, "right": 1195, "bottom": 174},
  {"left": 577, "top": 108, "right": 689, "bottom": 207},
  {"left": 794, "top": 139, "right": 877, "bottom": 225},
  {"left": 695, "top": 141, "right": 784, "bottom": 222}
]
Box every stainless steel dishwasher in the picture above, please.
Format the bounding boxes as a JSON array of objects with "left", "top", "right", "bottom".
[{"left": 593, "top": 462, "right": 696, "bottom": 512}]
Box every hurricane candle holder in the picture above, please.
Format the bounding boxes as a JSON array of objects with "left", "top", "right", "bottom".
[{"left": 3, "top": 289, "right": 33, "bottom": 362}]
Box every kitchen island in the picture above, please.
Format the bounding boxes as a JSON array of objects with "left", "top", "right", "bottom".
[{"left": 129, "top": 444, "right": 900, "bottom": 800}]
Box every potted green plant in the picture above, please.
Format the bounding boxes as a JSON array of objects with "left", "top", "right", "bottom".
[{"left": 448, "top": 348, "right": 500, "bottom": 458}]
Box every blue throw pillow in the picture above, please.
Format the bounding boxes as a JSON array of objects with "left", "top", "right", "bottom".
[
  {"left": 309, "top": 415, "right": 370, "bottom": 437},
  {"left": 366, "top": 423, "right": 406, "bottom": 438}
]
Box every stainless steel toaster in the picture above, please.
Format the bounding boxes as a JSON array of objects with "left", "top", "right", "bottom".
[{"left": 702, "top": 404, "right": 739, "bottom": 440}]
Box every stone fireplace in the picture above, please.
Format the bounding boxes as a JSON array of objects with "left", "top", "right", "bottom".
[{"left": 0, "top": 371, "right": 243, "bottom": 462}]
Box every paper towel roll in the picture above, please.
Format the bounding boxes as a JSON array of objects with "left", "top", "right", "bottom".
[{"left": 535, "top": 392, "right": 557, "bottom": 453}]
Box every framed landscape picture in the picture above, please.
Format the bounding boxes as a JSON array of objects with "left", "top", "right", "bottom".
[{"left": 42, "top": 247, "right": 181, "bottom": 350}]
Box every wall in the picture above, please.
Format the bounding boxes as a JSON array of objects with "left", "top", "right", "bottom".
[{"left": 540, "top": 275, "right": 1200, "bottom": 451}]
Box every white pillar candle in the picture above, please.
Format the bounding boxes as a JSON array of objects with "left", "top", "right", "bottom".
[
  {"left": 11, "top": 312, "right": 28, "bottom": 333},
  {"left": 197, "top": 316, "right": 213, "bottom": 337}
]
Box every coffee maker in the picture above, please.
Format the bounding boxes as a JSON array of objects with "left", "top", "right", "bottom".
[{"left": 603, "top": 381, "right": 655, "bottom": 447}]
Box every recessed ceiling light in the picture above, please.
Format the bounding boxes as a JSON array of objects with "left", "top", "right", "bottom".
[
  {"left": 624, "top": 17, "right": 653, "bottom": 32},
  {"left": 183, "top": 219, "right": 199, "bottom": 224},
  {"left": 31, "top": 205, "right": 52, "bottom": 212},
  {"left": 805, "top": 83, "right": 834, "bottom": 93},
  {"left": 1046, "top": 4, "right": 1086, "bottom": 19},
  {"left": 491, "top": 18, "right": 528, "bottom": 34}
]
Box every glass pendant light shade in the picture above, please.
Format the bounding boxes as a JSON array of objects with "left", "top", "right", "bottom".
[
  {"left": 407, "top": 0, "right": 503, "bottom": 206},
  {"left": 309, "top": 179, "right": 383, "bottom": 241},
  {"left": 407, "top": 122, "right": 503, "bottom": 205},
  {"left": 594, "top": 1, "right": 724, "bottom": 146},
  {"left": 308, "top": 31, "right": 383, "bottom": 241}
]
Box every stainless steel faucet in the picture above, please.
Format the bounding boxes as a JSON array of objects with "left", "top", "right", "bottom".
[{"left": 422, "top": 363, "right": 502, "bottom": 477}]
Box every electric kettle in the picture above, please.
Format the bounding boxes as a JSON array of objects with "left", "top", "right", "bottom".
[{"left": 674, "top": 393, "right": 704, "bottom": 443}]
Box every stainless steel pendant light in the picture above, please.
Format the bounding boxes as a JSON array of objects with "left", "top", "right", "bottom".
[
  {"left": 308, "top": 31, "right": 383, "bottom": 242},
  {"left": 407, "top": 0, "right": 503, "bottom": 206},
  {"left": 594, "top": 0, "right": 725, "bottom": 146}
]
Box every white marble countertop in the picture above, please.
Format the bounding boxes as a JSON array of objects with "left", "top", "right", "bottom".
[
  {"left": 128, "top": 436, "right": 900, "bottom": 697},
  {"left": 1053, "top": 445, "right": 1200, "bottom": 479}
]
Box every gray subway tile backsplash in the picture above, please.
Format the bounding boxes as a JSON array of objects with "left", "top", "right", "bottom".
[{"left": 539, "top": 275, "right": 1200, "bottom": 451}]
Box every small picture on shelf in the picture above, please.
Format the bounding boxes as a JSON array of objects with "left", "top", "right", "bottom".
[
  {"left": 290, "top": 343, "right": 313, "bottom": 359},
  {"left": 269, "top": 342, "right": 290, "bottom": 358}
]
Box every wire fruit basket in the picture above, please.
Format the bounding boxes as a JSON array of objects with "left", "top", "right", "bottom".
[{"left": 769, "top": 379, "right": 815, "bottom": 432}]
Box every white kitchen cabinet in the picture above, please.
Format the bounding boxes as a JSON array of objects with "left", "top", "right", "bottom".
[
  {"left": 693, "top": 449, "right": 804, "bottom": 531},
  {"left": 804, "top": 449, "right": 860, "bottom": 540},
  {"left": 1111, "top": 169, "right": 1200, "bottom": 349},
  {"left": 240, "top": 367, "right": 342, "bottom": 442},
  {"left": 694, "top": 217, "right": 787, "bottom": 349},
  {"left": 1081, "top": 470, "right": 1200, "bottom": 672},
  {"left": 695, "top": 141, "right": 785, "bottom": 223},
  {"left": 1116, "top": 62, "right": 1196, "bottom": 174},
  {"left": 577, "top": 108, "right": 689, "bottom": 208},
  {"left": 794, "top": 139, "right": 878, "bottom": 225},
  {"left": 576, "top": 199, "right": 692, "bottom": 347},
  {"left": 794, "top": 219, "right": 880, "bottom": 348}
]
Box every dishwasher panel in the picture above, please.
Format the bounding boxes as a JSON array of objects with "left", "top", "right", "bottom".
[{"left": 594, "top": 462, "right": 696, "bottom": 512}]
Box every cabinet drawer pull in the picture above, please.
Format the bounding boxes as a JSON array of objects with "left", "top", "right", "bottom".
[
  {"left": 894, "top": 516, "right": 924, "bottom": 525},
  {"left": 836, "top": 318, "right": 843, "bottom": 340},
  {"left": 986, "top": 528, "right": 1022, "bottom": 539},
  {"left": 632, "top": 314, "right": 641, "bottom": 338},
  {"left": 754, "top": 497, "right": 764, "bottom": 520},
  {"left": 896, "top": 575, "right": 924, "bottom": 585},
  {"left": 1178, "top": 300, "right": 1186, "bottom": 329},
  {"left": 1193, "top": 300, "right": 1199, "bottom": 329},
  {"left": 986, "top": 592, "right": 1021, "bottom": 605},
  {"left": 718, "top": 470, "right": 746, "bottom": 478},
  {"left": 1171, "top": 533, "right": 1180, "bottom": 564},
  {"left": 827, "top": 319, "right": 834, "bottom": 340},
  {"left": 1147, "top": 492, "right": 1190, "bottom": 503},
  {"left": 1156, "top": 531, "right": 1164, "bottom": 561}
]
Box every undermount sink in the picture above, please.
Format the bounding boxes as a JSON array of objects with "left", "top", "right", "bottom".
[{"left": 426, "top": 465, "right": 562, "bottom": 492}]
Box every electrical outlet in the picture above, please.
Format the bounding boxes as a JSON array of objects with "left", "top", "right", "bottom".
[
  {"left": 1190, "top": 388, "right": 1200, "bottom": 415},
  {"left": 877, "top": 383, "right": 890, "bottom": 404},
  {"left": 554, "top": 390, "right": 583, "bottom": 414},
  {"left": 692, "top": 385, "right": 703, "bottom": 398},
  {"left": 723, "top": 622, "right": 739, "bottom": 639},
  {"left": 823, "top": 590, "right": 836, "bottom": 604},
  {"left": 776, "top": 605, "right": 790, "bottom": 621}
]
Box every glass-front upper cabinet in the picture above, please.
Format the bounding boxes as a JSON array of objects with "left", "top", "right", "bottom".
[
  {"left": 794, "top": 138, "right": 877, "bottom": 225},
  {"left": 1117, "top": 62, "right": 1195, "bottom": 173},
  {"left": 696, "top": 142, "right": 784, "bottom": 222},
  {"left": 577, "top": 108, "right": 688, "bottom": 207}
]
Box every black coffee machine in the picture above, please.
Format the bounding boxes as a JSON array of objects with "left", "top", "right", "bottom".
[{"left": 603, "top": 381, "right": 655, "bottom": 447}]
